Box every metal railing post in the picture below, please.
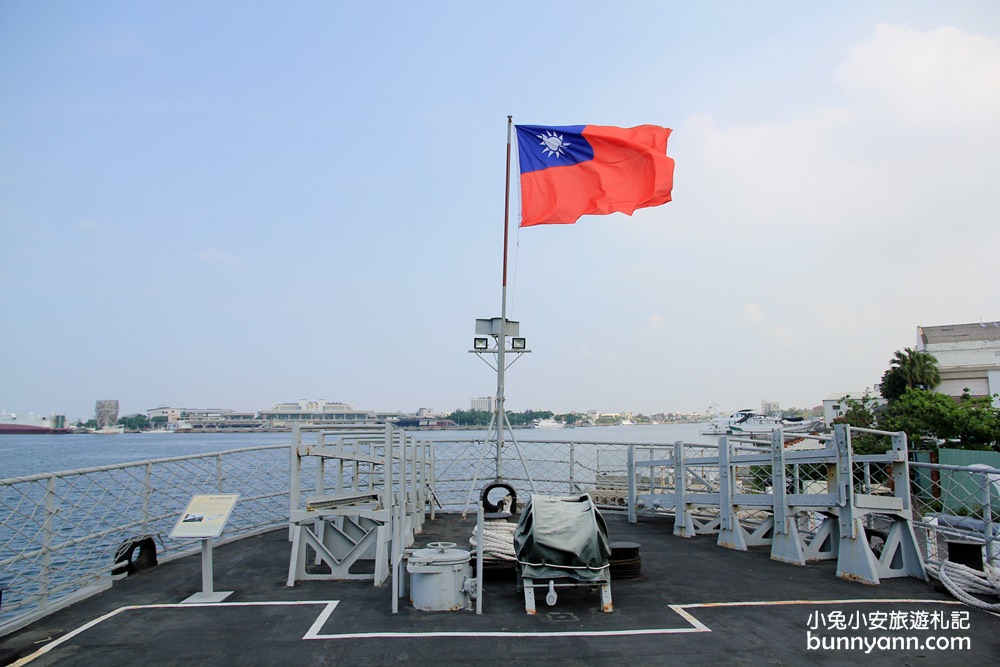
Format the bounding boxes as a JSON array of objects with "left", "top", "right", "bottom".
[
  {"left": 40, "top": 476, "right": 56, "bottom": 612},
  {"left": 569, "top": 442, "right": 576, "bottom": 494},
  {"left": 626, "top": 445, "right": 636, "bottom": 524},
  {"left": 216, "top": 455, "right": 224, "bottom": 492},
  {"left": 982, "top": 471, "right": 995, "bottom": 564},
  {"left": 142, "top": 462, "right": 153, "bottom": 534}
]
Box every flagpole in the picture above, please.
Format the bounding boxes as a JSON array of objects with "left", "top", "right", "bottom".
[{"left": 495, "top": 116, "right": 513, "bottom": 480}]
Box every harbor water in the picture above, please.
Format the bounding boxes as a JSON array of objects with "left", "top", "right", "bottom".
[{"left": 1, "top": 423, "right": 717, "bottom": 480}]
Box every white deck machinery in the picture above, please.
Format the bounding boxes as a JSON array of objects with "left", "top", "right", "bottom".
[
  {"left": 627, "top": 423, "right": 927, "bottom": 585},
  {"left": 286, "top": 423, "right": 435, "bottom": 614}
]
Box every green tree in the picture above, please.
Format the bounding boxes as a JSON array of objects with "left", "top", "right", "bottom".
[
  {"left": 877, "top": 389, "right": 955, "bottom": 449},
  {"left": 949, "top": 391, "right": 1000, "bottom": 450},
  {"left": 831, "top": 391, "right": 891, "bottom": 454},
  {"left": 880, "top": 348, "right": 941, "bottom": 402},
  {"left": 446, "top": 410, "right": 492, "bottom": 426},
  {"left": 507, "top": 410, "right": 553, "bottom": 426},
  {"left": 879, "top": 389, "right": 1000, "bottom": 451},
  {"left": 118, "top": 414, "right": 150, "bottom": 431}
]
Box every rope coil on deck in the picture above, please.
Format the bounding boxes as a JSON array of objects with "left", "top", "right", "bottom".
[
  {"left": 469, "top": 521, "right": 518, "bottom": 561},
  {"left": 937, "top": 561, "right": 1000, "bottom": 612}
]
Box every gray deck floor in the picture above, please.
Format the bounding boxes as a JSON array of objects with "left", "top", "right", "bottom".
[{"left": 2, "top": 512, "right": 998, "bottom": 666}]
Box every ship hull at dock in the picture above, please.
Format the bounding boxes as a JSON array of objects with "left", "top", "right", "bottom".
[{"left": 0, "top": 424, "right": 69, "bottom": 435}]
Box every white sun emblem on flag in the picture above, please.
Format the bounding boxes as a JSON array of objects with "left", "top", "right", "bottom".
[{"left": 536, "top": 130, "right": 571, "bottom": 158}]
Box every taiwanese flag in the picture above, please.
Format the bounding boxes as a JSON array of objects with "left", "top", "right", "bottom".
[{"left": 515, "top": 124, "right": 674, "bottom": 227}]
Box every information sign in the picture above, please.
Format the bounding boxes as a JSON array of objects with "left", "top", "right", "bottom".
[{"left": 170, "top": 493, "right": 240, "bottom": 539}]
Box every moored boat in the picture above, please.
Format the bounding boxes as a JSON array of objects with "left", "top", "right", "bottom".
[
  {"left": 0, "top": 411, "right": 69, "bottom": 434},
  {"left": 703, "top": 409, "right": 824, "bottom": 435},
  {"left": 529, "top": 417, "right": 564, "bottom": 429}
]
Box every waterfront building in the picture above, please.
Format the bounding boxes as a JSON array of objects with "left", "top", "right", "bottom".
[
  {"left": 146, "top": 406, "right": 260, "bottom": 430},
  {"left": 918, "top": 321, "right": 1000, "bottom": 407},
  {"left": 147, "top": 407, "right": 183, "bottom": 423},
  {"left": 258, "top": 400, "right": 375, "bottom": 426}
]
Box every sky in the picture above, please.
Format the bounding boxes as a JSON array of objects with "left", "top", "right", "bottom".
[{"left": 2, "top": 1, "right": 999, "bottom": 422}]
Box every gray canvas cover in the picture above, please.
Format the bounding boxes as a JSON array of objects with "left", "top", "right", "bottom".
[{"left": 513, "top": 494, "right": 611, "bottom": 582}]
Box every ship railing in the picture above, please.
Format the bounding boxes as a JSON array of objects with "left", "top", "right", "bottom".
[
  {"left": 908, "top": 460, "right": 1000, "bottom": 573},
  {"left": 2, "top": 429, "right": 996, "bottom": 634},
  {"left": 0, "top": 445, "right": 295, "bottom": 636}
]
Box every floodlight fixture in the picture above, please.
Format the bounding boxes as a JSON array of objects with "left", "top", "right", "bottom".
[
  {"left": 474, "top": 337, "right": 489, "bottom": 350},
  {"left": 511, "top": 337, "right": 526, "bottom": 350}
]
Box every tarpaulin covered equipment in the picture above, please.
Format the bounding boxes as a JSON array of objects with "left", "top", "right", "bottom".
[{"left": 513, "top": 494, "right": 611, "bottom": 582}]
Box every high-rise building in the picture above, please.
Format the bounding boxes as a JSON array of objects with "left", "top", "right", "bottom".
[{"left": 471, "top": 396, "right": 495, "bottom": 413}]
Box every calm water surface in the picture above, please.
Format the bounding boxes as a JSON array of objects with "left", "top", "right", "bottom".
[{"left": 1, "top": 423, "right": 717, "bottom": 480}]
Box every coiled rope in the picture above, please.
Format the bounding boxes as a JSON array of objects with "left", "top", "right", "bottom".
[
  {"left": 937, "top": 560, "right": 1000, "bottom": 612},
  {"left": 469, "top": 520, "right": 518, "bottom": 561}
]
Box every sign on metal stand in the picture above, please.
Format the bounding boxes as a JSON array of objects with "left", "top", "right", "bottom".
[{"left": 170, "top": 493, "right": 240, "bottom": 603}]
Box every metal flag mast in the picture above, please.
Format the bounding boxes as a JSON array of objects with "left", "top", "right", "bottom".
[{"left": 464, "top": 116, "right": 536, "bottom": 517}]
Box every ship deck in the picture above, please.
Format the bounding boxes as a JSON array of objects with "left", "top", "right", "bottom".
[{"left": 2, "top": 511, "right": 998, "bottom": 666}]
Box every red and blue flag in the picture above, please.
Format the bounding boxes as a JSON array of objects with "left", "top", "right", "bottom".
[{"left": 515, "top": 124, "right": 674, "bottom": 227}]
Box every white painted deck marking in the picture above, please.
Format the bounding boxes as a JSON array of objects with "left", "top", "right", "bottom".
[
  {"left": 303, "top": 598, "right": 958, "bottom": 640},
  {"left": 11, "top": 600, "right": 338, "bottom": 666},
  {"left": 11, "top": 596, "right": 965, "bottom": 664}
]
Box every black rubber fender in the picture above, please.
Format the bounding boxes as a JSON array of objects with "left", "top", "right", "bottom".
[
  {"left": 112, "top": 536, "right": 158, "bottom": 576},
  {"left": 481, "top": 482, "right": 517, "bottom": 514}
]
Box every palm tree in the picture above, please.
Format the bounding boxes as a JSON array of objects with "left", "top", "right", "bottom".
[{"left": 880, "top": 348, "right": 941, "bottom": 401}]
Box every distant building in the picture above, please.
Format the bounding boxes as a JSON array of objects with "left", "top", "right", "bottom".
[
  {"left": 823, "top": 391, "right": 886, "bottom": 426},
  {"left": 761, "top": 400, "right": 780, "bottom": 415},
  {"left": 259, "top": 400, "right": 374, "bottom": 425},
  {"left": 471, "top": 396, "right": 495, "bottom": 413},
  {"left": 917, "top": 321, "right": 1000, "bottom": 407},
  {"left": 146, "top": 406, "right": 259, "bottom": 430},
  {"left": 147, "top": 406, "right": 183, "bottom": 423}
]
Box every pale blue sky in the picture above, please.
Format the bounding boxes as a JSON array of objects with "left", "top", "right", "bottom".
[{"left": 2, "top": 1, "right": 999, "bottom": 422}]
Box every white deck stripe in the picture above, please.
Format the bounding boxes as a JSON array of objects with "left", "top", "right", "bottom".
[
  {"left": 10, "top": 596, "right": 966, "bottom": 663},
  {"left": 11, "top": 601, "right": 337, "bottom": 666},
  {"left": 678, "top": 598, "right": 963, "bottom": 609}
]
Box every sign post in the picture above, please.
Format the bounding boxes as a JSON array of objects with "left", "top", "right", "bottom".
[{"left": 170, "top": 493, "right": 239, "bottom": 603}]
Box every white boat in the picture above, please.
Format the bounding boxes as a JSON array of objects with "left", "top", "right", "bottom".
[
  {"left": 93, "top": 424, "right": 125, "bottom": 434},
  {"left": 703, "top": 410, "right": 824, "bottom": 435},
  {"left": 728, "top": 411, "right": 786, "bottom": 434},
  {"left": 529, "top": 418, "right": 564, "bottom": 429},
  {"left": 703, "top": 409, "right": 783, "bottom": 435},
  {"left": 781, "top": 417, "right": 825, "bottom": 433}
]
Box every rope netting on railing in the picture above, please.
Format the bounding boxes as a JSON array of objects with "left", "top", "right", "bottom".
[
  {"left": 0, "top": 445, "right": 296, "bottom": 635},
  {"left": 909, "top": 460, "right": 1000, "bottom": 571},
  {"left": 429, "top": 438, "right": 645, "bottom": 511}
]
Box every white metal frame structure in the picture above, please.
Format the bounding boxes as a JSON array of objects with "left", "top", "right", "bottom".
[
  {"left": 626, "top": 424, "right": 928, "bottom": 585},
  {"left": 286, "top": 424, "right": 434, "bottom": 596}
]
